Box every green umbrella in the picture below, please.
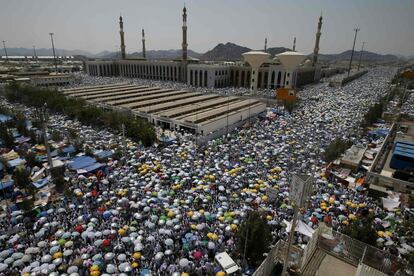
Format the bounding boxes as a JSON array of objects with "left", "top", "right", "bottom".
[{"left": 58, "top": 239, "right": 66, "bottom": 246}]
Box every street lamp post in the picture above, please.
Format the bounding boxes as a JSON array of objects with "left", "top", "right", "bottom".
[
  {"left": 281, "top": 174, "right": 313, "bottom": 276},
  {"left": 49, "top": 33, "right": 58, "bottom": 73},
  {"left": 347, "top": 27, "right": 360, "bottom": 77},
  {"left": 357, "top": 42, "right": 366, "bottom": 71},
  {"left": 33, "top": 45, "right": 38, "bottom": 62},
  {"left": 2, "top": 40, "right": 9, "bottom": 63}
]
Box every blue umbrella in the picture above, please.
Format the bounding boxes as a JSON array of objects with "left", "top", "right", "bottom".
[
  {"left": 103, "top": 211, "right": 112, "bottom": 220},
  {"left": 141, "top": 268, "right": 151, "bottom": 276},
  {"left": 39, "top": 211, "right": 48, "bottom": 217}
]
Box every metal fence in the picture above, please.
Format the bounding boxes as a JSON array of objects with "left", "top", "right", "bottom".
[
  {"left": 253, "top": 224, "right": 412, "bottom": 276},
  {"left": 253, "top": 240, "right": 303, "bottom": 276}
]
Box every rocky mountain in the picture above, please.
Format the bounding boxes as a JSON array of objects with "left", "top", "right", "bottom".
[
  {"left": 4, "top": 45, "right": 402, "bottom": 63},
  {"left": 93, "top": 49, "right": 203, "bottom": 60},
  {"left": 200, "top": 42, "right": 250, "bottom": 61},
  {"left": 2, "top": 47, "right": 92, "bottom": 56},
  {"left": 317, "top": 50, "right": 399, "bottom": 62},
  {"left": 266, "top": 47, "right": 291, "bottom": 57}
]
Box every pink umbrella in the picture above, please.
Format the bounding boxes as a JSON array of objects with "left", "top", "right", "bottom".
[{"left": 193, "top": 251, "right": 202, "bottom": 261}]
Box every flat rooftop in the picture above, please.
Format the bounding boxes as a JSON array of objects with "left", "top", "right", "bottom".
[{"left": 61, "top": 83, "right": 266, "bottom": 134}]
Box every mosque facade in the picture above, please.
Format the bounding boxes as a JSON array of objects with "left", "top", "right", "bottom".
[{"left": 84, "top": 7, "right": 328, "bottom": 89}]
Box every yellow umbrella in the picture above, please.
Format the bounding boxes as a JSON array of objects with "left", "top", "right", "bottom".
[
  {"left": 118, "top": 229, "right": 126, "bottom": 236},
  {"left": 133, "top": 252, "right": 141, "bottom": 259},
  {"left": 132, "top": 262, "right": 139, "bottom": 268},
  {"left": 181, "top": 273, "right": 189, "bottom": 276},
  {"left": 53, "top": 252, "right": 62, "bottom": 259},
  {"left": 90, "top": 265, "right": 100, "bottom": 272},
  {"left": 216, "top": 272, "right": 226, "bottom": 276},
  {"left": 91, "top": 271, "right": 100, "bottom": 276}
]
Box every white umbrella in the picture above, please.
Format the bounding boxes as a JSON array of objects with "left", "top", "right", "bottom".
[
  {"left": 117, "top": 254, "right": 127, "bottom": 261},
  {"left": 106, "top": 264, "right": 116, "bottom": 273},
  {"left": 0, "top": 263, "right": 7, "bottom": 272},
  {"left": 63, "top": 250, "right": 73, "bottom": 257},
  {"left": 155, "top": 252, "right": 164, "bottom": 260},
  {"left": 21, "top": 255, "right": 31, "bottom": 263},
  {"left": 67, "top": 266, "right": 78, "bottom": 273},
  {"left": 12, "top": 259, "right": 24, "bottom": 267},
  {"left": 164, "top": 239, "right": 173, "bottom": 246},
  {"left": 53, "top": 258, "right": 62, "bottom": 266},
  {"left": 179, "top": 258, "right": 189, "bottom": 267},
  {"left": 41, "top": 255, "right": 52, "bottom": 263},
  {"left": 104, "top": 252, "right": 115, "bottom": 261},
  {"left": 119, "top": 262, "right": 132, "bottom": 272}
]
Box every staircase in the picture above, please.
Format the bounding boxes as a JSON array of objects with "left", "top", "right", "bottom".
[
  {"left": 355, "top": 263, "right": 387, "bottom": 276},
  {"left": 301, "top": 248, "right": 326, "bottom": 276}
]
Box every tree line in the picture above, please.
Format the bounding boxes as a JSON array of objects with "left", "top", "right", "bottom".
[{"left": 2, "top": 82, "right": 157, "bottom": 146}]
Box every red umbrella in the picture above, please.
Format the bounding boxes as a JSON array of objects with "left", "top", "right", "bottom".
[
  {"left": 97, "top": 206, "right": 106, "bottom": 213},
  {"left": 323, "top": 215, "right": 332, "bottom": 225},
  {"left": 91, "top": 190, "right": 98, "bottom": 197},
  {"left": 102, "top": 239, "right": 111, "bottom": 247},
  {"left": 310, "top": 216, "right": 319, "bottom": 225},
  {"left": 74, "top": 225, "right": 84, "bottom": 233},
  {"left": 193, "top": 251, "right": 202, "bottom": 261}
]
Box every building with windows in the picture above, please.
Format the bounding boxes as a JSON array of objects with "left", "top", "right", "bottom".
[
  {"left": 84, "top": 7, "right": 328, "bottom": 90},
  {"left": 62, "top": 83, "right": 266, "bottom": 143}
]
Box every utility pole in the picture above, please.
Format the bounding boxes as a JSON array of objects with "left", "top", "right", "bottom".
[
  {"left": 226, "top": 95, "right": 230, "bottom": 138},
  {"left": 2, "top": 40, "right": 8, "bottom": 63},
  {"left": 347, "top": 27, "right": 360, "bottom": 77},
  {"left": 292, "top": 37, "right": 296, "bottom": 52},
  {"left": 33, "top": 45, "right": 38, "bottom": 62},
  {"left": 281, "top": 174, "right": 312, "bottom": 276},
  {"left": 357, "top": 41, "right": 366, "bottom": 71},
  {"left": 49, "top": 33, "right": 58, "bottom": 74},
  {"left": 40, "top": 104, "right": 54, "bottom": 172},
  {"left": 242, "top": 211, "right": 251, "bottom": 268},
  {"left": 121, "top": 123, "right": 127, "bottom": 158},
  {"left": 281, "top": 204, "right": 299, "bottom": 276}
]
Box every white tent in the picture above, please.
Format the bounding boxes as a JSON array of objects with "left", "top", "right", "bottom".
[{"left": 284, "top": 219, "right": 315, "bottom": 238}]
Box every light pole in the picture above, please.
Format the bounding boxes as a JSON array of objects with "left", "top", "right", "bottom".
[
  {"left": 347, "top": 27, "right": 360, "bottom": 77},
  {"left": 357, "top": 42, "right": 366, "bottom": 71},
  {"left": 49, "top": 33, "right": 58, "bottom": 73},
  {"left": 33, "top": 45, "right": 38, "bottom": 62},
  {"left": 2, "top": 40, "right": 8, "bottom": 63},
  {"left": 39, "top": 104, "right": 54, "bottom": 172},
  {"left": 226, "top": 94, "right": 230, "bottom": 138},
  {"left": 281, "top": 174, "right": 313, "bottom": 276}
]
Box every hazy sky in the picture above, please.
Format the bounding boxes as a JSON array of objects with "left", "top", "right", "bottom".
[{"left": 1, "top": 0, "right": 413, "bottom": 55}]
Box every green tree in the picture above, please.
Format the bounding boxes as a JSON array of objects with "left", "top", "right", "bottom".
[
  {"left": 237, "top": 211, "right": 272, "bottom": 267},
  {"left": 324, "top": 138, "right": 353, "bottom": 163},
  {"left": 0, "top": 124, "right": 14, "bottom": 148},
  {"left": 51, "top": 130, "right": 61, "bottom": 142},
  {"left": 19, "top": 197, "right": 35, "bottom": 212},
  {"left": 24, "top": 151, "right": 39, "bottom": 168},
  {"left": 50, "top": 167, "right": 66, "bottom": 193},
  {"left": 343, "top": 215, "right": 378, "bottom": 246},
  {"left": 67, "top": 127, "right": 78, "bottom": 141},
  {"left": 283, "top": 99, "right": 297, "bottom": 113},
  {"left": 84, "top": 146, "right": 94, "bottom": 157},
  {"left": 13, "top": 168, "right": 31, "bottom": 191},
  {"left": 2, "top": 82, "right": 157, "bottom": 146}
]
